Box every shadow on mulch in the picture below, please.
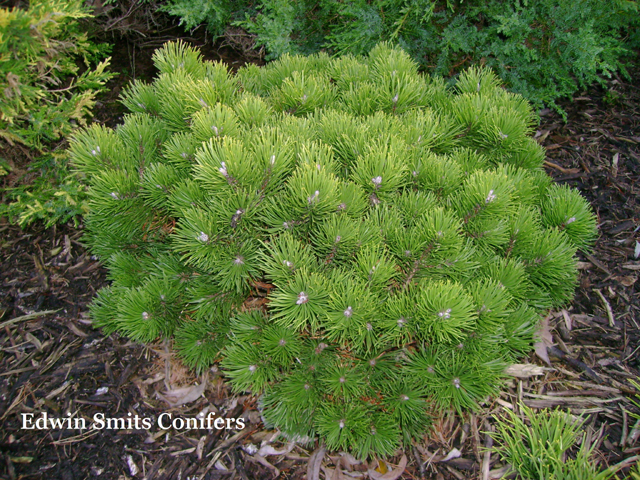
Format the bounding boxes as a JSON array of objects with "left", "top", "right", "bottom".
[{"left": 1, "top": 33, "right": 639, "bottom": 479}]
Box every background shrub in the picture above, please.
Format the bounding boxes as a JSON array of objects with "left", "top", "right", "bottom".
[
  {"left": 0, "top": 0, "right": 112, "bottom": 148},
  {"left": 0, "top": 0, "right": 113, "bottom": 226},
  {"left": 162, "top": 0, "right": 640, "bottom": 113}
]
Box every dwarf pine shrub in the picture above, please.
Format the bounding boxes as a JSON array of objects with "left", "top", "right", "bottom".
[{"left": 70, "top": 41, "right": 597, "bottom": 458}]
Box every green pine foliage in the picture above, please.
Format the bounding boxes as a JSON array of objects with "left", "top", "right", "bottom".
[
  {"left": 492, "top": 404, "right": 622, "bottom": 480},
  {"left": 70, "top": 41, "right": 597, "bottom": 458},
  {"left": 160, "top": 0, "right": 639, "bottom": 113}
]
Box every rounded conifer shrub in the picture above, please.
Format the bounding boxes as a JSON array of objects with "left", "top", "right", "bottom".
[{"left": 71, "top": 41, "right": 597, "bottom": 458}]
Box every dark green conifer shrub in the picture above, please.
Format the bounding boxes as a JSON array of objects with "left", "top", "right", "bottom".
[
  {"left": 160, "top": 0, "right": 640, "bottom": 113},
  {"left": 71, "top": 41, "right": 597, "bottom": 457}
]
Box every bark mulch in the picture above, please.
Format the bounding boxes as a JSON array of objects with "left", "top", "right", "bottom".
[{"left": 1, "top": 37, "right": 639, "bottom": 479}]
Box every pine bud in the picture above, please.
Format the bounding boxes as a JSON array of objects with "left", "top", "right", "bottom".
[
  {"left": 437, "top": 308, "right": 452, "bottom": 319},
  {"left": 308, "top": 190, "right": 320, "bottom": 204},
  {"left": 452, "top": 377, "right": 461, "bottom": 389},
  {"left": 198, "top": 232, "right": 209, "bottom": 243},
  {"left": 485, "top": 190, "right": 497, "bottom": 203},
  {"left": 478, "top": 304, "right": 491, "bottom": 314},
  {"left": 296, "top": 292, "right": 309, "bottom": 305},
  {"left": 142, "top": 312, "right": 150, "bottom": 320},
  {"left": 372, "top": 176, "right": 382, "bottom": 187},
  {"left": 343, "top": 306, "right": 353, "bottom": 317},
  {"left": 234, "top": 256, "right": 244, "bottom": 265}
]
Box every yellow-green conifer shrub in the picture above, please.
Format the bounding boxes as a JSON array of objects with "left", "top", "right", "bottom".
[
  {"left": 0, "top": 0, "right": 112, "bottom": 148},
  {"left": 70, "top": 41, "right": 597, "bottom": 458}
]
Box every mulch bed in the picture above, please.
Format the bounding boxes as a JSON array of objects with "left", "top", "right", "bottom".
[{"left": 1, "top": 32, "right": 639, "bottom": 479}]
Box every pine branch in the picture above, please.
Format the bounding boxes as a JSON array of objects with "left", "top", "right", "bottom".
[{"left": 402, "top": 242, "right": 435, "bottom": 290}]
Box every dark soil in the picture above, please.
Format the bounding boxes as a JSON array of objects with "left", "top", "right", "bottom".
[{"left": 1, "top": 28, "right": 639, "bottom": 479}]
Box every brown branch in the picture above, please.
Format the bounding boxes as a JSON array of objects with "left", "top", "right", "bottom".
[{"left": 402, "top": 243, "right": 434, "bottom": 289}]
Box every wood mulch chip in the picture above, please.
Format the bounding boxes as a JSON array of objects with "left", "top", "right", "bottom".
[{"left": 0, "top": 35, "right": 639, "bottom": 479}]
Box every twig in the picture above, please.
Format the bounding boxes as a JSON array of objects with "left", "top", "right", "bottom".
[
  {"left": 413, "top": 445, "right": 426, "bottom": 480},
  {"left": 306, "top": 444, "right": 326, "bottom": 480},
  {"left": 597, "top": 455, "right": 640, "bottom": 480},
  {"left": 481, "top": 421, "right": 494, "bottom": 480},
  {"left": 0, "top": 310, "right": 59, "bottom": 329},
  {"left": 547, "top": 346, "right": 603, "bottom": 383},
  {"left": 628, "top": 418, "right": 640, "bottom": 446},
  {"left": 544, "top": 160, "right": 577, "bottom": 174},
  {"left": 593, "top": 289, "right": 615, "bottom": 327},
  {"left": 621, "top": 407, "right": 628, "bottom": 448},
  {"left": 231, "top": 449, "right": 251, "bottom": 480},
  {"left": 402, "top": 243, "right": 434, "bottom": 289},
  {"left": 586, "top": 255, "right": 611, "bottom": 275},
  {"left": 622, "top": 343, "right": 640, "bottom": 362}
]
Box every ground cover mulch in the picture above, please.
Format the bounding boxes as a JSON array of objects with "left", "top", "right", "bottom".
[{"left": 0, "top": 33, "right": 639, "bottom": 479}]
